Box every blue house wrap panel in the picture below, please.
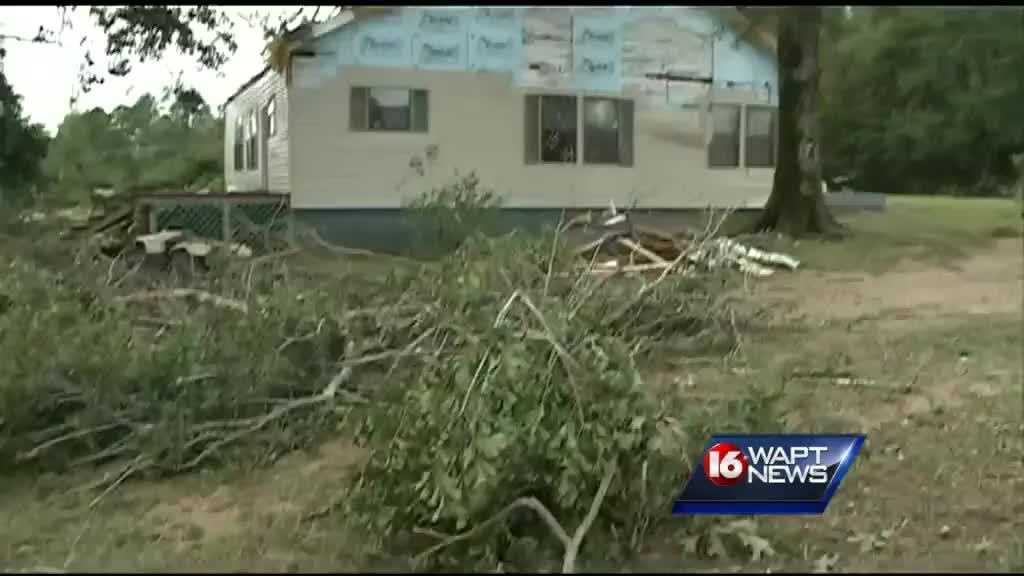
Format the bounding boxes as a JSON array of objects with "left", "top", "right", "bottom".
[
  {"left": 412, "top": 7, "right": 468, "bottom": 35},
  {"left": 413, "top": 33, "right": 468, "bottom": 71},
  {"left": 572, "top": 13, "right": 623, "bottom": 93},
  {"left": 468, "top": 7, "right": 523, "bottom": 72},
  {"left": 353, "top": 16, "right": 413, "bottom": 68},
  {"left": 297, "top": 7, "right": 777, "bottom": 107},
  {"left": 468, "top": 29, "right": 522, "bottom": 72}
]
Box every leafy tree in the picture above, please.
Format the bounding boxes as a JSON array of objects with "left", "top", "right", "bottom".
[
  {"left": 0, "top": 66, "right": 51, "bottom": 206},
  {"left": 44, "top": 88, "right": 224, "bottom": 200},
  {"left": 820, "top": 8, "right": 1024, "bottom": 196}
]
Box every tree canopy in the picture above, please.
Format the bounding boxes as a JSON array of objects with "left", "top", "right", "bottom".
[
  {"left": 0, "top": 67, "right": 50, "bottom": 206},
  {"left": 43, "top": 87, "right": 224, "bottom": 200},
  {"left": 820, "top": 7, "right": 1024, "bottom": 196}
]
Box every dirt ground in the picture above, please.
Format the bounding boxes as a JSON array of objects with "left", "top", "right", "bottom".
[
  {"left": 633, "top": 236, "right": 1022, "bottom": 573},
  {"left": 755, "top": 238, "right": 1022, "bottom": 322},
  {"left": 1, "top": 215, "right": 1020, "bottom": 573}
]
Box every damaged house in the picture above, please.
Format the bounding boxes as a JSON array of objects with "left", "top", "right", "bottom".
[{"left": 222, "top": 6, "right": 779, "bottom": 250}]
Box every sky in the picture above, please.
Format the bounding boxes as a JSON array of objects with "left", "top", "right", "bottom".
[{"left": 1, "top": 6, "right": 305, "bottom": 134}]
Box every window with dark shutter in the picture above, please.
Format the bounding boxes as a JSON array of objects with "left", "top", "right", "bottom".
[
  {"left": 350, "top": 87, "right": 429, "bottom": 133},
  {"left": 708, "top": 104, "right": 741, "bottom": 168},
  {"left": 745, "top": 106, "right": 776, "bottom": 168}
]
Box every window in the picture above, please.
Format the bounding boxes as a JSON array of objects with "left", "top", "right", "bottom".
[
  {"left": 539, "top": 96, "right": 577, "bottom": 163},
  {"left": 233, "top": 116, "right": 244, "bottom": 171},
  {"left": 708, "top": 104, "right": 741, "bottom": 168},
  {"left": 350, "top": 87, "right": 428, "bottom": 132},
  {"left": 265, "top": 96, "right": 277, "bottom": 137},
  {"left": 525, "top": 95, "right": 633, "bottom": 166},
  {"left": 745, "top": 106, "right": 776, "bottom": 168},
  {"left": 583, "top": 97, "right": 634, "bottom": 165},
  {"left": 246, "top": 110, "right": 258, "bottom": 170}
]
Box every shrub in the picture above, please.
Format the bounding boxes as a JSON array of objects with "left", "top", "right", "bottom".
[{"left": 404, "top": 172, "right": 502, "bottom": 255}]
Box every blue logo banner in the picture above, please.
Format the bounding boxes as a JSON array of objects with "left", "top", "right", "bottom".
[{"left": 673, "top": 434, "right": 865, "bottom": 515}]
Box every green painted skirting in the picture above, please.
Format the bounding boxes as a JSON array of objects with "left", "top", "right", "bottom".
[{"left": 292, "top": 208, "right": 764, "bottom": 257}]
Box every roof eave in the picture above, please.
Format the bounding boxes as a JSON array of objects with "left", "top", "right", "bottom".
[{"left": 223, "top": 65, "right": 272, "bottom": 108}]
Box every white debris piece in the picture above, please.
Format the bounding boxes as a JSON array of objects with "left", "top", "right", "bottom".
[
  {"left": 136, "top": 230, "right": 184, "bottom": 255},
  {"left": 688, "top": 238, "right": 799, "bottom": 277},
  {"left": 229, "top": 243, "right": 254, "bottom": 258},
  {"left": 603, "top": 213, "right": 627, "bottom": 227},
  {"left": 715, "top": 238, "right": 801, "bottom": 270},
  {"left": 566, "top": 206, "right": 801, "bottom": 280},
  {"left": 172, "top": 241, "right": 213, "bottom": 258}
]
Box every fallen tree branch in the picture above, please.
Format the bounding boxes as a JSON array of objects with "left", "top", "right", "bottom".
[
  {"left": 517, "top": 293, "right": 585, "bottom": 425},
  {"left": 563, "top": 463, "right": 617, "bottom": 573},
  {"left": 415, "top": 497, "right": 571, "bottom": 565},
  {"left": 114, "top": 289, "right": 248, "bottom": 313},
  {"left": 544, "top": 210, "right": 566, "bottom": 298},
  {"left": 18, "top": 423, "right": 127, "bottom": 462},
  {"left": 88, "top": 455, "right": 150, "bottom": 509},
  {"left": 177, "top": 366, "right": 355, "bottom": 471},
  {"left": 414, "top": 463, "right": 617, "bottom": 574}
]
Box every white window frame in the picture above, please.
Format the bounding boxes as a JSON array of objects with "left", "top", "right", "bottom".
[{"left": 265, "top": 96, "right": 277, "bottom": 137}]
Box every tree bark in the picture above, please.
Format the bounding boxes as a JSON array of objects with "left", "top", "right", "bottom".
[{"left": 756, "top": 6, "right": 844, "bottom": 237}]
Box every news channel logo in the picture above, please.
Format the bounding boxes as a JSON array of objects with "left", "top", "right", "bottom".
[{"left": 673, "top": 434, "right": 866, "bottom": 515}]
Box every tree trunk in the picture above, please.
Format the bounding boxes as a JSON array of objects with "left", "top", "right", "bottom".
[{"left": 757, "top": 6, "right": 844, "bottom": 237}]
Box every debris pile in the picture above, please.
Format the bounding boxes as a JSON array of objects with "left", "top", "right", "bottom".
[{"left": 564, "top": 204, "right": 800, "bottom": 278}]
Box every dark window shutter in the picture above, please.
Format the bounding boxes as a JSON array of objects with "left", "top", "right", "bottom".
[
  {"left": 411, "top": 89, "right": 429, "bottom": 132},
  {"left": 350, "top": 87, "right": 368, "bottom": 131},
  {"left": 709, "top": 104, "right": 741, "bottom": 168},
  {"left": 619, "top": 99, "right": 634, "bottom": 167},
  {"left": 524, "top": 94, "right": 539, "bottom": 164},
  {"left": 744, "top": 107, "right": 776, "bottom": 168},
  {"left": 233, "top": 118, "right": 244, "bottom": 170}
]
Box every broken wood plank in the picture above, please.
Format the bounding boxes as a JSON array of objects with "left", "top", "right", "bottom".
[
  {"left": 89, "top": 207, "right": 134, "bottom": 235},
  {"left": 616, "top": 237, "right": 669, "bottom": 265},
  {"left": 618, "top": 263, "right": 672, "bottom": 273},
  {"left": 572, "top": 235, "right": 615, "bottom": 256}
]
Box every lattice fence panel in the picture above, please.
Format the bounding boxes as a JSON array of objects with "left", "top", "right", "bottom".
[
  {"left": 154, "top": 204, "right": 225, "bottom": 240},
  {"left": 229, "top": 201, "right": 290, "bottom": 253}
]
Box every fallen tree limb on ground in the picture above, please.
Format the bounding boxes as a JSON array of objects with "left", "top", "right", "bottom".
[
  {"left": 1, "top": 193, "right": 763, "bottom": 571},
  {"left": 415, "top": 463, "right": 616, "bottom": 574},
  {"left": 113, "top": 288, "right": 249, "bottom": 312}
]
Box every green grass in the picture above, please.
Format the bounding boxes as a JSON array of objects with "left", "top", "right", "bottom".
[{"left": 759, "top": 196, "right": 1022, "bottom": 273}]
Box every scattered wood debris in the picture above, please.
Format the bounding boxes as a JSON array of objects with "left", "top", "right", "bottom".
[{"left": 563, "top": 208, "right": 800, "bottom": 278}]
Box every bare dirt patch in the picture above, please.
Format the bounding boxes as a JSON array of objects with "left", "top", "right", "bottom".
[
  {"left": 754, "top": 238, "right": 1022, "bottom": 322},
  {"left": 124, "top": 437, "right": 368, "bottom": 562},
  {"left": 147, "top": 486, "right": 242, "bottom": 550}
]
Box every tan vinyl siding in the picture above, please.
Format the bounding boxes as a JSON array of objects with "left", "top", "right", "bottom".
[
  {"left": 224, "top": 69, "right": 290, "bottom": 194},
  {"left": 289, "top": 66, "right": 774, "bottom": 210}
]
